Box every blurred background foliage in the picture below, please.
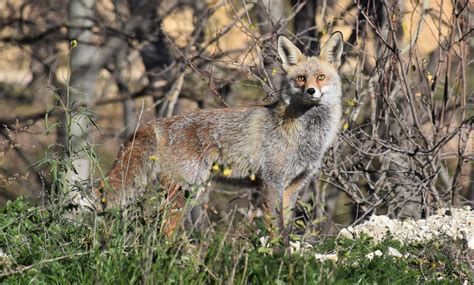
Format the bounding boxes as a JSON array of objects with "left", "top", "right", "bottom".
[{"left": 0, "top": 0, "right": 472, "bottom": 232}]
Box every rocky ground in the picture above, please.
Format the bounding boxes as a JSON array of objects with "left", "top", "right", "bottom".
[
  {"left": 338, "top": 206, "right": 474, "bottom": 249},
  {"left": 280, "top": 206, "right": 474, "bottom": 274}
]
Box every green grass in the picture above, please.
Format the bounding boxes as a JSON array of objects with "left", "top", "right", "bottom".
[{"left": 0, "top": 197, "right": 472, "bottom": 284}]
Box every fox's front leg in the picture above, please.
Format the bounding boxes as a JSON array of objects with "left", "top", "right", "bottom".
[
  {"left": 282, "top": 172, "right": 312, "bottom": 234},
  {"left": 261, "top": 181, "right": 286, "bottom": 243},
  {"left": 261, "top": 173, "right": 312, "bottom": 245}
]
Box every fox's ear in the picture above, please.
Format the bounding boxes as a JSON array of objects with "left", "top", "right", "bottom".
[
  {"left": 278, "top": 36, "right": 304, "bottom": 71},
  {"left": 320, "top": 32, "right": 344, "bottom": 68}
]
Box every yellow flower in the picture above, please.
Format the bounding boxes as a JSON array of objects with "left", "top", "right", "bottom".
[
  {"left": 343, "top": 122, "right": 349, "bottom": 130},
  {"left": 212, "top": 162, "right": 220, "bottom": 173},
  {"left": 249, "top": 173, "right": 256, "bottom": 181},
  {"left": 149, "top": 155, "right": 159, "bottom": 161},
  {"left": 222, "top": 166, "right": 232, "bottom": 177},
  {"left": 427, "top": 72, "right": 433, "bottom": 83}
]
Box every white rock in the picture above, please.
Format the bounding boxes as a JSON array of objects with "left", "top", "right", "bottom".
[
  {"left": 0, "top": 248, "right": 11, "bottom": 266},
  {"left": 387, "top": 247, "right": 403, "bottom": 258},
  {"left": 341, "top": 207, "right": 474, "bottom": 247},
  {"left": 315, "top": 253, "right": 338, "bottom": 262},
  {"left": 436, "top": 208, "right": 446, "bottom": 215},
  {"left": 339, "top": 228, "right": 353, "bottom": 239},
  {"left": 289, "top": 241, "right": 312, "bottom": 254},
  {"left": 467, "top": 235, "right": 474, "bottom": 250},
  {"left": 289, "top": 241, "right": 301, "bottom": 253}
]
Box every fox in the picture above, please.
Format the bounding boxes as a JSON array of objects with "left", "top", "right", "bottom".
[{"left": 92, "top": 32, "right": 344, "bottom": 238}]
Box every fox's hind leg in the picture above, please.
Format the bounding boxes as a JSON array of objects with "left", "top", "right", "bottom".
[
  {"left": 161, "top": 160, "right": 214, "bottom": 237},
  {"left": 161, "top": 182, "right": 187, "bottom": 237},
  {"left": 162, "top": 183, "right": 211, "bottom": 237},
  {"left": 261, "top": 182, "right": 285, "bottom": 239}
]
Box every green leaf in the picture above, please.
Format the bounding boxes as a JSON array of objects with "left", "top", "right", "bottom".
[{"left": 257, "top": 247, "right": 273, "bottom": 254}]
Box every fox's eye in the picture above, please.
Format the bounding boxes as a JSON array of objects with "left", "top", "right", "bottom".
[
  {"left": 317, "top": 74, "right": 326, "bottom": 81},
  {"left": 296, "top": 75, "right": 305, "bottom": 82}
]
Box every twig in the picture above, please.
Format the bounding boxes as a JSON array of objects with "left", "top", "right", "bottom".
[{"left": 0, "top": 251, "right": 93, "bottom": 278}]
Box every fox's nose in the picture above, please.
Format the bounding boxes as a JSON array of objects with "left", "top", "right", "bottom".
[{"left": 306, "top": 88, "right": 316, "bottom": 95}]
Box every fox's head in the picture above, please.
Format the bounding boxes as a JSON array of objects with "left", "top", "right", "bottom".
[{"left": 278, "top": 32, "right": 343, "bottom": 106}]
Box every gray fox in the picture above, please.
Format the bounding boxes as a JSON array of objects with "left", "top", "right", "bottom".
[{"left": 94, "top": 32, "right": 344, "bottom": 238}]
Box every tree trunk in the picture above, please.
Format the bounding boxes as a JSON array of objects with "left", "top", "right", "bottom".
[
  {"left": 60, "top": 0, "right": 156, "bottom": 191},
  {"left": 61, "top": 0, "right": 99, "bottom": 189}
]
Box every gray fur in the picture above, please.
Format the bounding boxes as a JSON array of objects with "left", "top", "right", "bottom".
[{"left": 102, "top": 33, "right": 344, "bottom": 237}]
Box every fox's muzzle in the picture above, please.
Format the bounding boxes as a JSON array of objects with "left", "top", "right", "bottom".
[{"left": 305, "top": 87, "right": 323, "bottom": 101}]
